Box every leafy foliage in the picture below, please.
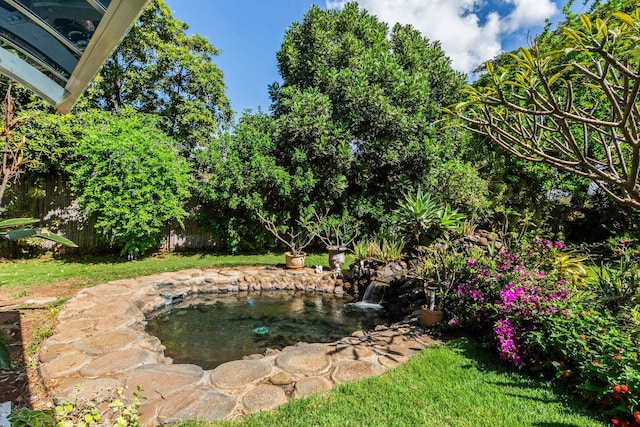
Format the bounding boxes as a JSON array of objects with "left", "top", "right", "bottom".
[
  {"left": 196, "top": 111, "right": 314, "bottom": 253},
  {"left": 257, "top": 211, "right": 315, "bottom": 256},
  {"left": 416, "top": 241, "right": 468, "bottom": 310},
  {"left": 87, "top": 0, "right": 232, "bottom": 150},
  {"left": 9, "top": 386, "right": 145, "bottom": 427},
  {"left": 449, "top": 6, "right": 640, "bottom": 208},
  {"left": 8, "top": 407, "right": 55, "bottom": 427},
  {"left": 367, "top": 238, "right": 405, "bottom": 264},
  {"left": 304, "top": 208, "right": 360, "bottom": 249},
  {"left": 266, "top": 3, "right": 480, "bottom": 231},
  {"left": 69, "top": 110, "right": 191, "bottom": 256},
  {"left": 394, "top": 188, "right": 465, "bottom": 245},
  {"left": 0, "top": 331, "right": 10, "bottom": 370},
  {"left": 529, "top": 300, "right": 640, "bottom": 425},
  {"left": 0, "top": 217, "right": 76, "bottom": 247}
]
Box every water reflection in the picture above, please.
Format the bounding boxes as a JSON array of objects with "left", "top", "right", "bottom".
[{"left": 146, "top": 292, "right": 389, "bottom": 370}]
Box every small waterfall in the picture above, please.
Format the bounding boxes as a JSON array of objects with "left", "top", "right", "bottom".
[
  {"left": 351, "top": 280, "right": 387, "bottom": 309},
  {"left": 362, "top": 281, "right": 386, "bottom": 304}
]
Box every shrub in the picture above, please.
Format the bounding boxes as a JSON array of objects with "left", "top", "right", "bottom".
[
  {"left": 528, "top": 299, "right": 640, "bottom": 424},
  {"left": 368, "top": 238, "right": 405, "bottom": 263},
  {"left": 446, "top": 238, "right": 640, "bottom": 424},
  {"left": 69, "top": 110, "right": 191, "bottom": 256},
  {"left": 447, "top": 241, "right": 572, "bottom": 365}
]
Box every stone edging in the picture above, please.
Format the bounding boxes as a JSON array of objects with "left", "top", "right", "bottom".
[{"left": 39, "top": 266, "right": 436, "bottom": 425}]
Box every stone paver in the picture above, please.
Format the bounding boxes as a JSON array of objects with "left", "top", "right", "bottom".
[
  {"left": 294, "top": 376, "right": 332, "bottom": 398},
  {"left": 275, "top": 343, "right": 331, "bottom": 374},
  {"left": 331, "top": 360, "right": 386, "bottom": 384},
  {"left": 122, "top": 363, "right": 205, "bottom": 402},
  {"left": 39, "top": 266, "right": 437, "bottom": 425},
  {"left": 210, "top": 360, "right": 272, "bottom": 389},
  {"left": 79, "top": 349, "right": 162, "bottom": 378},
  {"left": 242, "top": 384, "right": 286, "bottom": 413},
  {"left": 155, "top": 387, "right": 236, "bottom": 424},
  {"left": 269, "top": 371, "right": 293, "bottom": 385},
  {"left": 40, "top": 352, "right": 91, "bottom": 379},
  {"left": 74, "top": 331, "right": 141, "bottom": 355},
  {"left": 53, "top": 376, "right": 121, "bottom": 402}
]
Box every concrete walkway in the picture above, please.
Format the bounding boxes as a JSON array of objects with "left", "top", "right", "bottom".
[{"left": 39, "top": 267, "right": 436, "bottom": 425}]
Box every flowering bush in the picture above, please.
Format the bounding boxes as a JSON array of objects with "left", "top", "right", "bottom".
[
  {"left": 445, "top": 238, "right": 640, "bottom": 424},
  {"left": 529, "top": 300, "right": 640, "bottom": 424},
  {"left": 447, "top": 239, "right": 571, "bottom": 357}
]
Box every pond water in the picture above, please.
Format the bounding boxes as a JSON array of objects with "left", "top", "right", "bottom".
[{"left": 146, "top": 292, "right": 389, "bottom": 370}]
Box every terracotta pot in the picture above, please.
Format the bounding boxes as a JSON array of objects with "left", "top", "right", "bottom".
[
  {"left": 285, "top": 251, "right": 306, "bottom": 269},
  {"left": 327, "top": 246, "right": 348, "bottom": 270},
  {"left": 421, "top": 305, "right": 444, "bottom": 327}
]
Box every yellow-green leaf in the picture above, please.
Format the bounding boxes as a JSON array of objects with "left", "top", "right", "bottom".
[
  {"left": 519, "top": 47, "right": 534, "bottom": 66},
  {"left": 579, "top": 14, "right": 592, "bottom": 32},
  {"left": 486, "top": 61, "right": 494, "bottom": 74},
  {"left": 595, "top": 18, "right": 608, "bottom": 38},
  {"left": 548, "top": 70, "right": 565, "bottom": 86},
  {"left": 562, "top": 28, "right": 582, "bottom": 42},
  {"left": 583, "top": 82, "right": 603, "bottom": 92},
  {"left": 613, "top": 12, "right": 635, "bottom": 26}
]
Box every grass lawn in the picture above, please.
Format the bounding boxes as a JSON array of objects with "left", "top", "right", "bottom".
[
  {"left": 180, "top": 338, "right": 604, "bottom": 427},
  {"left": 0, "top": 252, "right": 345, "bottom": 293}
]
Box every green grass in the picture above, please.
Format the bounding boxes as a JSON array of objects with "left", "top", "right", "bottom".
[
  {"left": 179, "top": 339, "right": 604, "bottom": 427},
  {"left": 0, "top": 252, "right": 347, "bottom": 291}
]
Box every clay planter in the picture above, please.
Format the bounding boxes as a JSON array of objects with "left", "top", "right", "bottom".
[
  {"left": 421, "top": 305, "right": 444, "bottom": 327},
  {"left": 285, "top": 251, "right": 306, "bottom": 269},
  {"left": 327, "top": 246, "right": 348, "bottom": 270}
]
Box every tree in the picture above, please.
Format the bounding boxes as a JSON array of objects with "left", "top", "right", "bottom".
[
  {"left": 86, "top": 0, "right": 232, "bottom": 151},
  {"left": 0, "top": 85, "right": 76, "bottom": 248},
  {"left": 448, "top": 7, "right": 640, "bottom": 208},
  {"left": 196, "top": 111, "right": 315, "bottom": 253},
  {"left": 0, "top": 85, "right": 28, "bottom": 207},
  {"left": 69, "top": 110, "right": 191, "bottom": 256},
  {"left": 269, "top": 3, "right": 478, "bottom": 230}
]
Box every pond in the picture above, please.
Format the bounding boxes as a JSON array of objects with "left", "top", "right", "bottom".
[{"left": 146, "top": 292, "right": 389, "bottom": 370}]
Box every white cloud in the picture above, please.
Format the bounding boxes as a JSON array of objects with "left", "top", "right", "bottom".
[
  {"left": 503, "top": 0, "right": 559, "bottom": 31},
  {"left": 325, "top": 0, "right": 560, "bottom": 75}
]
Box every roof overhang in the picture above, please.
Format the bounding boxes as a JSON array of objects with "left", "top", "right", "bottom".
[{"left": 0, "top": 0, "right": 149, "bottom": 113}]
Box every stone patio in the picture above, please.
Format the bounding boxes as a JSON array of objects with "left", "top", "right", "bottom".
[{"left": 39, "top": 266, "right": 437, "bottom": 425}]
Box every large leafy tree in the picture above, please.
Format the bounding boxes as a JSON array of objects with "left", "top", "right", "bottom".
[
  {"left": 269, "top": 3, "right": 480, "bottom": 228},
  {"left": 196, "top": 111, "right": 316, "bottom": 252},
  {"left": 87, "top": 0, "right": 232, "bottom": 150},
  {"left": 449, "top": 5, "right": 640, "bottom": 208}
]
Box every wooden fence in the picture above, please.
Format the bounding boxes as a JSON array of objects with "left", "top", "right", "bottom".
[{"left": 1, "top": 175, "right": 221, "bottom": 254}]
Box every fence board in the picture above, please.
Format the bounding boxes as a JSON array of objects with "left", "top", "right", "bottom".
[{"left": 2, "top": 175, "right": 220, "bottom": 253}]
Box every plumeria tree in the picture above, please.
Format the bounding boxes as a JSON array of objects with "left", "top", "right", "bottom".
[{"left": 447, "top": 7, "right": 640, "bottom": 208}]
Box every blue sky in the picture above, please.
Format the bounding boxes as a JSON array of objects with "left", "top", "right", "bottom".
[{"left": 165, "top": 0, "right": 576, "bottom": 115}]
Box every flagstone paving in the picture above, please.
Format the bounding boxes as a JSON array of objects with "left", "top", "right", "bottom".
[{"left": 39, "top": 266, "right": 437, "bottom": 425}]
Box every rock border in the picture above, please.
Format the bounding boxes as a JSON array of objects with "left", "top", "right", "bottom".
[{"left": 39, "top": 266, "right": 436, "bottom": 425}]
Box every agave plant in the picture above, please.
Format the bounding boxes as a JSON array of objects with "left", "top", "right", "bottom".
[
  {"left": 433, "top": 205, "right": 466, "bottom": 237},
  {"left": 0, "top": 218, "right": 77, "bottom": 247},
  {"left": 395, "top": 188, "right": 466, "bottom": 244},
  {"left": 395, "top": 188, "right": 441, "bottom": 244}
]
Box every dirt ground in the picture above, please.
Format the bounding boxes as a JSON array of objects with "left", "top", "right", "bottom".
[{"left": 0, "top": 282, "right": 81, "bottom": 410}]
